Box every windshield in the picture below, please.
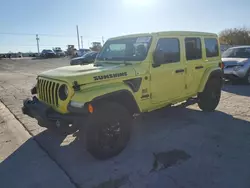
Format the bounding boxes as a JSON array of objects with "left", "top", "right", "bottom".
[
  {"left": 222, "top": 47, "right": 250, "bottom": 58},
  {"left": 97, "top": 36, "right": 152, "bottom": 61}
]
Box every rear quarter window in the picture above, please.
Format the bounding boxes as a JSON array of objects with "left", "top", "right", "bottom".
[{"left": 205, "top": 38, "right": 219, "bottom": 58}]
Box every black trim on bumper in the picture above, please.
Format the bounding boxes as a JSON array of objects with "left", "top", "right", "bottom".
[{"left": 22, "top": 96, "right": 87, "bottom": 128}]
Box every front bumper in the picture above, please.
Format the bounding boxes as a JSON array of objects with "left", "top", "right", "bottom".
[
  {"left": 223, "top": 67, "right": 247, "bottom": 79},
  {"left": 45, "top": 53, "right": 56, "bottom": 58},
  {"left": 22, "top": 96, "right": 87, "bottom": 128}
]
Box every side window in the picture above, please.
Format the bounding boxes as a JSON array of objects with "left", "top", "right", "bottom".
[
  {"left": 185, "top": 37, "right": 202, "bottom": 60},
  {"left": 205, "top": 38, "right": 219, "bottom": 57},
  {"left": 156, "top": 38, "right": 180, "bottom": 64}
]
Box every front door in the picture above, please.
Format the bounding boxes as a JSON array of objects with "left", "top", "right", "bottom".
[
  {"left": 151, "top": 37, "right": 186, "bottom": 103},
  {"left": 184, "top": 37, "right": 205, "bottom": 95}
]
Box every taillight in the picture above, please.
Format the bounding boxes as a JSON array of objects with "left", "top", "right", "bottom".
[{"left": 219, "top": 62, "right": 224, "bottom": 69}]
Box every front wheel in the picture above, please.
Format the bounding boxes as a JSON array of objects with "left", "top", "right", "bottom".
[
  {"left": 85, "top": 102, "right": 132, "bottom": 160},
  {"left": 198, "top": 78, "right": 222, "bottom": 112},
  {"left": 244, "top": 69, "right": 250, "bottom": 84}
]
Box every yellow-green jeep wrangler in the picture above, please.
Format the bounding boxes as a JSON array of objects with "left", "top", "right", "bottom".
[{"left": 22, "top": 31, "right": 223, "bottom": 160}]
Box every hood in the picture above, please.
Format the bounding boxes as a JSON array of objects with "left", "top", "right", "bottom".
[
  {"left": 71, "top": 56, "right": 85, "bottom": 61},
  {"left": 222, "top": 57, "right": 249, "bottom": 66},
  {"left": 39, "top": 63, "right": 136, "bottom": 86}
]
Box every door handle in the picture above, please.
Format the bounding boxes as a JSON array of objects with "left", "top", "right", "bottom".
[
  {"left": 195, "top": 65, "right": 204, "bottom": 70},
  {"left": 175, "top": 69, "right": 185, "bottom": 73}
]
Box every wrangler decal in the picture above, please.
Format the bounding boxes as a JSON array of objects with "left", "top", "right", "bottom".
[{"left": 93, "top": 72, "right": 128, "bottom": 81}]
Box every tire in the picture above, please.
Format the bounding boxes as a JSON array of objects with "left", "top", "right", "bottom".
[
  {"left": 243, "top": 69, "right": 250, "bottom": 85},
  {"left": 86, "top": 102, "right": 132, "bottom": 160},
  {"left": 198, "top": 78, "right": 222, "bottom": 112}
]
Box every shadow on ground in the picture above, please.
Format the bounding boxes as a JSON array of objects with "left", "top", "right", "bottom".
[
  {"left": 1, "top": 106, "right": 250, "bottom": 188},
  {"left": 0, "top": 135, "right": 75, "bottom": 188}
]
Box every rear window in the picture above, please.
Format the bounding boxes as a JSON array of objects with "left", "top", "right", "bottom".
[
  {"left": 185, "top": 38, "right": 202, "bottom": 60},
  {"left": 205, "top": 38, "right": 219, "bottom": 57}
]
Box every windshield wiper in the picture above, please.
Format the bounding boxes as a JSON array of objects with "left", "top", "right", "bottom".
[{"left": 94, "top": 58, "right": 132, "bottom": 66}]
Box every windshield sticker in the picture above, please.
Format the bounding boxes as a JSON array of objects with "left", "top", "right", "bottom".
[
  {"left": 94, "top": 72, "right": 128, "bottom": 81},
  {"left": 136, "top": 37, "right": 151, "bottom": 43}
]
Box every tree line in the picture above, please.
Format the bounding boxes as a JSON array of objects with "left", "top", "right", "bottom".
[{"left": 219, "top": 27, "right": 250, "bottom": 45}]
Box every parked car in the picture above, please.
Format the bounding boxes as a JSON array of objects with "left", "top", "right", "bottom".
[
  {"left": 17, "top": 52, "right": 23, "bottom": 58},
  {"left": 76, "top": 48, "right": 91, "bottom": 57},
  {"left": 23, "top": 31, "right": 223, "bottom": 160},
  {"left": 70, "top": 51, "right": 98, "bottom": 65},
  {"left": 53, "top": 48, "right": 65, "bottom": 57},
  {"left": 29, "top": 53, "right": 38, "bottom": 57},
  {"left": 40, "top": 49, "right": 56, "bottom": 58},
  {"left": 222, "top": 46, "right": 250, "bottom": 84}
]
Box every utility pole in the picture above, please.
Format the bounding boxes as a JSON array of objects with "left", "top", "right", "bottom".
[
  {"left": 36, "top": 34, "right": 40, "bottom": 54},
  {"left": 80, "top": 36, "right": 83, "bottom": 49},
  {"left": 102, "top": 36, "right": 104, "bottom": 45},
  {"left": 76, "top": 25, "right": 80, "bottom": 50}
]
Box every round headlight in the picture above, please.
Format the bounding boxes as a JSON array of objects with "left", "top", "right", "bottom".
[{"left": 59, "top": 84, "right": 68, "bottom": 101}]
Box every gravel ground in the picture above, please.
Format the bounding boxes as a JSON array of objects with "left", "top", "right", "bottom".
[{"left": 0, "top": 58, "right": 250, "bottom": 188}]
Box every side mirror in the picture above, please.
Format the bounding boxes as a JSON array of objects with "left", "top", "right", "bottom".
[{"left": 153, "top": 50, "right": 165, "bottom": 67}]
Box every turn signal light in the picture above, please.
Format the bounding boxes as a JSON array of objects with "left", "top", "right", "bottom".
[{"left": 88, "top": 104, "right": 94, "bottom": 114}]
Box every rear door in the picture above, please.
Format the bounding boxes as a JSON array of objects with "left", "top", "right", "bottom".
[{"left": 184, "top": 37, "right": 205, "bottom": 95}]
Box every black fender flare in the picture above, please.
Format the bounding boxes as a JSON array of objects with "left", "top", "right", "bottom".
[{"left": 92, "top": 89, "right": 141, "bottom": 114}]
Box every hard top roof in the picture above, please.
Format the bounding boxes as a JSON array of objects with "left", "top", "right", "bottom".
[{"left": 109, "top": 31, "right": 217, "bottom": 40}]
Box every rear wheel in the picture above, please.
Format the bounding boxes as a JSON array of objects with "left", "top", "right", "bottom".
[
  {"left": 86, "top": 102, "right": 132, "bottom": 160},
  {"left": 198, "top": 78, "right": 222, "bottom": 112}
]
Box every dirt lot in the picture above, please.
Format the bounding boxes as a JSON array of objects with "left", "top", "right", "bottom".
[{"left": 0, "top": 58, "right": 250, "bottom": 188}]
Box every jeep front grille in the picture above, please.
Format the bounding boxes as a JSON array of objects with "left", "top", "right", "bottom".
[{"left": 37, "top": 78, "right": 60, "bottom": 106}]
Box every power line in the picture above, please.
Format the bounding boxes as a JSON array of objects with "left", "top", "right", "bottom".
[
  {"left": 0, "top": 32, "right": 34, "bottom": 36},
  {"left": 1, "top": 45, "right": 72, "bottom": 47},
  {"left": 0, "top": 32, "right": 103, "bottom": 39},
  {"left": 0, "top": 32, "right": 76, "bottom": 37}
]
